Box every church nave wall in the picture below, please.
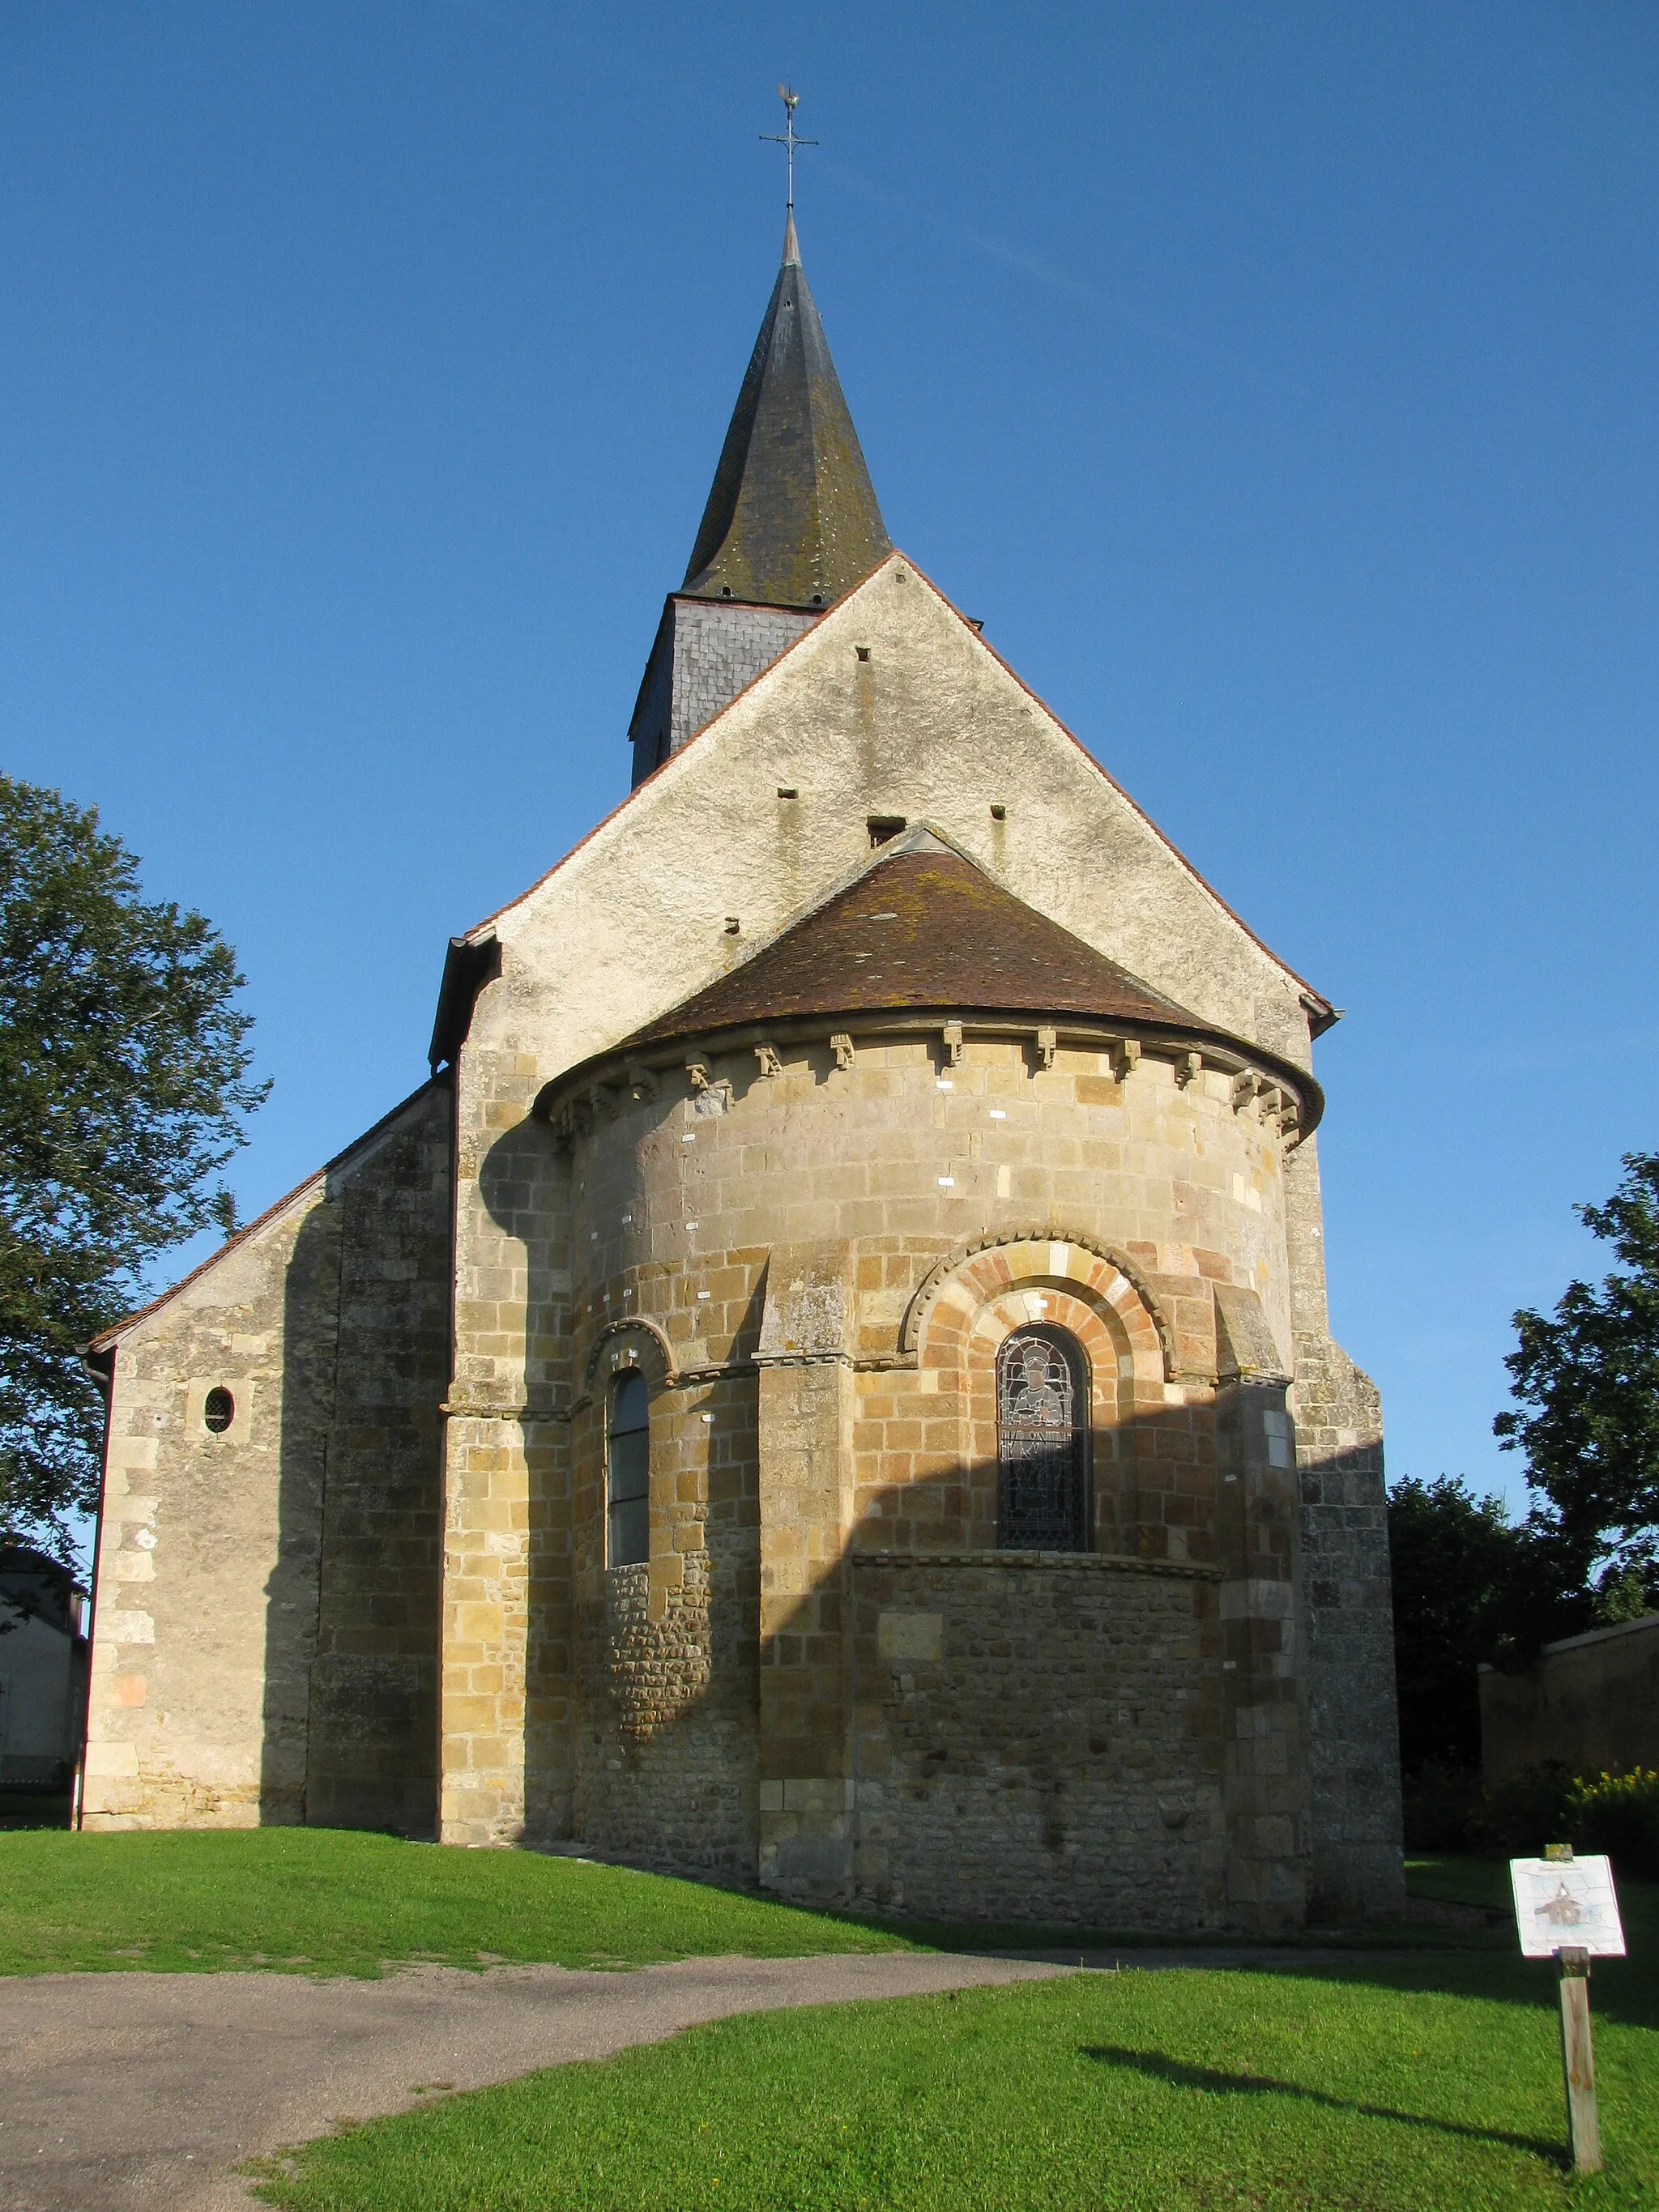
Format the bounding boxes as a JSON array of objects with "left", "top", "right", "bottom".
[{"left": 83, "top": 1085, "right": 452, "bottom": 1837}]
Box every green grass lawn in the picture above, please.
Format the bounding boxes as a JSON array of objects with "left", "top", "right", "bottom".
[
  {"left": 10, "top": 1830, "right": 1654, "bottom": 2206},
  {"left": 0, "top": 1827, "right": 1488, "bottom": 1980},
  {"left": 0, "top": 1827, "right": 916, "bottom": 1976},
  {"left": 241, "top": 1856, "right": 1658, "bottom": 2211},
  {"left": 247, "top": 1941, "right": 1659, "bottom": 2211}
]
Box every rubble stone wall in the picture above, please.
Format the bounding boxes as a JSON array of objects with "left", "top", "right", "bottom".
[
  {"left": 83, "top": 1085, "right": 450, "bottom": 1833},
  {"left": 845, "top": 1554, "right": 1224, "bottom": 1927}
]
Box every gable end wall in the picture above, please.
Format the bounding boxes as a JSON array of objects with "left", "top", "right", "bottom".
[{"left": 82, "top": 1085, "right": 453, "bottom": 1834}]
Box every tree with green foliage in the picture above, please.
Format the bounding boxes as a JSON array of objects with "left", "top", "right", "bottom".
[
  {"left": 1386, "top": 1476, "right": 1544, "bottom": 1772},
  {"left": 1495, "top": 1150, "right": 1659, "bottom": 1602},
  {"left": 0, "top": 777, "right": 267, "bottom": 1561}
]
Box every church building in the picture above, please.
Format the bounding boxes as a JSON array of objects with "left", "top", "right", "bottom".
[{"left": 82, "top": 207, "right": 1403, "bottom": 1930}]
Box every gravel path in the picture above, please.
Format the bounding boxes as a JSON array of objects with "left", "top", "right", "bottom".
[{"left": 0, "top": 1950, "right": 1068, "bottom": 2212}]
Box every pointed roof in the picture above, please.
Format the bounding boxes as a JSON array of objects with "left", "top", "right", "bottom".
[
  {"left": 619, "top": 829, "right": 1204, "bottom": 1049},
  {"left": 680, "top": 220, "right": 891, "bottom": 610}
]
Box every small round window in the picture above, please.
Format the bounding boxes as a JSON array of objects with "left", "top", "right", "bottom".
[{"left": 203, "top": 1387, "right": 235, "bottom": 1435}]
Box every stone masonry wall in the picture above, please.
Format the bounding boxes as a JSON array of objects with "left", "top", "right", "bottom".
[
  {"left": 568, "top": 1362, "right": 760, "bottom": 1875},
  {"left": 444, "top": 552, "right": 1331, "bottom": 1843},
  {"left": 844, "top": 1555, "right": 1224, "bottom": 1929},
  {"left": 1282, "top": 1129, "right": 1404, "bottom": 1920},
  {"left": 541, "top": 1032, "right": 1311, "bottom": 1918},
  {"left": 305, "top": 1089, "right": 453, "bottom": 1835},
  {"left": 1294, "top": 1319, "right": 1403, "bottom": 1919},
  {"left": 83, "top": 1086, "right": 450, "bottom": 1833},
  {"left": 1479, "top": 1614, "right": 1659, "bottom": 1784}
]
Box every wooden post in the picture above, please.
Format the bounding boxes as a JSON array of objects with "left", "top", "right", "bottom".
[{"left": 1558, "top": 1946, "right": 1601, "bottom": 2176}]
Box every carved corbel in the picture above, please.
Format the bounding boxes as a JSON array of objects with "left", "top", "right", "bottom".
[
  {"left": 1114, "top": 1038, "right": 1141, "bottom": 1083},
  {"left": 1231, "top": 1069, "right": 1262, "bottom": 1113},
  {"left": 942, "top": 1020, "right": 965, "bottom": 1068},
  {"left": 1034, "top": 1025, "right": 1058, "bottom": 1072},
  {"left": 686, "top": 1055, "right": 731, "bottom": 1115},
  {"left": 755, "top": 1042, "right": 783, "bottom": 1078},
  {"left": 1256, "top": 1082, "right": 1283, "bottom": 1124},
  {"left": 624, "top": 1062, "right": 659, "bottom": 1104},
  {"left": 1175, "top": 1050, "right": 1203, "bottom": 1089},
  {"left": 830, "top": 1032, "right": 855, "bottom": 1071}
]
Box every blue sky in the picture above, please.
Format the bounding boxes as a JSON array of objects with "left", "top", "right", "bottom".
[{"left": 5, "top": 2, "right": 1656, "bottom": 1519}]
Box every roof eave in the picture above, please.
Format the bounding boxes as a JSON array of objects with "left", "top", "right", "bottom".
[
  {"left": 429, "top": 934, "right": 502, "bottom": 1073},
  {"left": 535, "top": 1003, "right": 1324, "bottom": 1143}
]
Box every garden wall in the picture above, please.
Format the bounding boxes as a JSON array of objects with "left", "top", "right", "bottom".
[{"left": 1480, "top": 1613, "right": 1659, "bottom": 1784}]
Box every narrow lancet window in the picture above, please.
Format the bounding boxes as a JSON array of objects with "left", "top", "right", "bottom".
[
  {"left": 607, "top": 1370, "right": 650, "bottom": 1567},
  {"left": 996, "top": 1328, "right": 1089, "bottom": 1552}
]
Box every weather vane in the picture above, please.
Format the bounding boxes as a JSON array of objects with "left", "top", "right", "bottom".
[{"left": 760, "top": 84, "right": 817, "bottom": 213}]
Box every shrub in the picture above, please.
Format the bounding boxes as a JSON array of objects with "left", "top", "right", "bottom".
[
  {"left": 1563, "top": 1767, "right": 1659, "bottom": 1882},
  {"left": 1464, "top": 1761, "right": 1659, "bottom": 1881}
]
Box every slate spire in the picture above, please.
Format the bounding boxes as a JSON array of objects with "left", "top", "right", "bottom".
[{"left": 680, "top": 219, "right": 891, "bottom": 610}]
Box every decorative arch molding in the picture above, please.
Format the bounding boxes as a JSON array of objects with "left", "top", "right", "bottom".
[
  {"left": 580, "top": 1315, "right": 679, "bottom": 1397},
  {"left": 899, "top": 1227, "right": 1178, "bottom": 1380}
]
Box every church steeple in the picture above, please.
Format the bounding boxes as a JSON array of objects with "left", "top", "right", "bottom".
[
  {"left": 628, "top": 97, "right": 893, "bottom": 786},
  {"left": 679, "top": 219, "right": 890, "bottom": 610}
]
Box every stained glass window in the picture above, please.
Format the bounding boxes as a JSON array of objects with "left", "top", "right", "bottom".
[{"left": 996, "top": 1328, "right": 1089, "bottom": 1551}]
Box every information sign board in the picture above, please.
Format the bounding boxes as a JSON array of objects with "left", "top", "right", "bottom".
[{"left": 1509, "top": 1855, "right": 1627, "bottom": 1958}]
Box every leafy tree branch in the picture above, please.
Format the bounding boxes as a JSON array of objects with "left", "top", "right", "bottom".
[{"left": 0, "top": 777, "right": 267, "bottom": 1560}]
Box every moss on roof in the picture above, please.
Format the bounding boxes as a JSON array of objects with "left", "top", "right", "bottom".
[
  {"left": 621, "top": 842, "right": 1202, "bottom": 1046},
  {"left": 680, "top": 227, "right": 890, "bottom": 611}
]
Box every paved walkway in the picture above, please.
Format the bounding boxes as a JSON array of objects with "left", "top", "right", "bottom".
[{"left": 0, "top": 1951, "right": 1069, "bottom": 2212}]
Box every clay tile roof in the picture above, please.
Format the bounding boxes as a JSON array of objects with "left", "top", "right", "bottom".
[
  {"left": 679, "top": 219, "right": 891, "bottom": 611},
  {"left": 621, "top": 834, "right": 1205, "bottom": 1049}
]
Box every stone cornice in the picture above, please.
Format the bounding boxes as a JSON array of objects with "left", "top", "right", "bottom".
[{"left": 534, "top": 1009, "right": 1319, "bottom": 1150}]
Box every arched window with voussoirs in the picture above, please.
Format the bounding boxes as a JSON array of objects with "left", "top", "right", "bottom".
[
  {"left": 607, "top": 1370, "right": 650, "bottom": 1567},
  {"left": 996, "top": 1327, "right": 1090, "bottom": 1552}
]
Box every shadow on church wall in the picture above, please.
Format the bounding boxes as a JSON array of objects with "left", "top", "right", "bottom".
[
  {"left": 470, "top": 1093, "right": 1401, "bottom": 1924},
  {"left": 542, "top": 1433, "right": 1234, "bottom": 1929},
  {"left": 518, "top": 1412, "right": 1400, "bottom": 1929},
  {"left": 260, "top": 1091, "right": 450, "bottom": 1834}
]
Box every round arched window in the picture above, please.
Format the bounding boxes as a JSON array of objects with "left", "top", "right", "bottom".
[
  {"left": 606, "top": 1370, "right": 650, "bottom": 1567},
  {"left": 996, "top": 1328, "right": 1089, "bottom": 1552},
  {"left": 203, "top": 1387, "right": 235, "bottom": 1435}
]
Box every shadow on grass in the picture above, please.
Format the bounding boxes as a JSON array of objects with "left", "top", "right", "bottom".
[
  {"left": 1082, "top": 2044, "right": 1563, "bottom": 2163},
  {"left": 0, "top": 1792, "right": 71, "bottom": 1832},
  {"left": 790, "top": 1903, "right": 1506, "bottom": 1961}
]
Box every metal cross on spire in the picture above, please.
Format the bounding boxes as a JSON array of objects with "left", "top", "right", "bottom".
[{"left": 760, "top": 83, "right": 817, "bottom": 213}]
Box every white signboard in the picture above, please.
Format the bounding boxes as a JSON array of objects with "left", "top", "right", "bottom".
[{"left": 1509, "top": 1856, "right": 1627, "bottom": 1958}]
